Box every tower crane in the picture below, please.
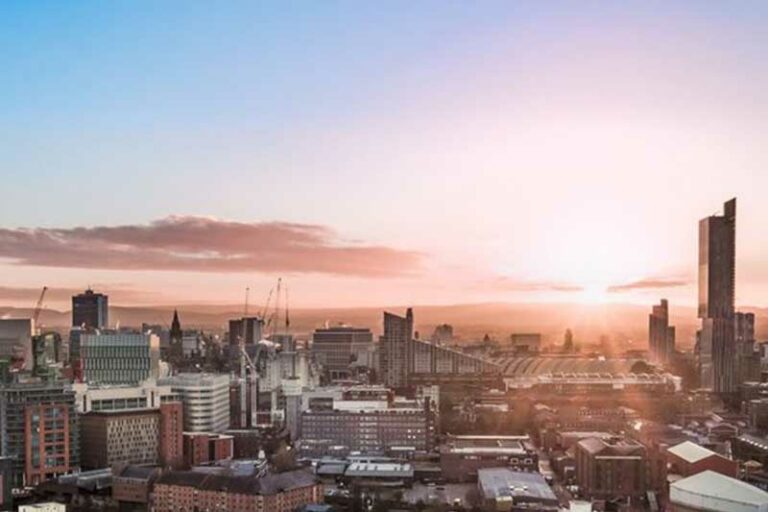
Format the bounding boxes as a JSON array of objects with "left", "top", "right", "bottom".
[{"left": 32, "top": 286, "right": 48, "bottom": 334}]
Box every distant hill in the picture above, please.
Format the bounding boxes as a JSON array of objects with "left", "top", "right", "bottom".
[{"left": 2, "top": 302, "right": 766, "bottom": 351}]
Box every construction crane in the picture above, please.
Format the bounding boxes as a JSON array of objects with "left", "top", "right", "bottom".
[{"left": 32, "top": 286, "right": 48, "bottom": 333}]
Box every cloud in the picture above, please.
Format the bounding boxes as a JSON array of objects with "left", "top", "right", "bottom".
[
  {"left": 0, "top": 285, "right": 159, "bottom": 304},
  {"left": 488, "top": 277, "right": 584, "bottom": 293},
  {"left": 0, "top": 216, "right": 421, "bottom": 277},
  {"left": 607, "top": 278, "right": 689, "bottom": 293}
]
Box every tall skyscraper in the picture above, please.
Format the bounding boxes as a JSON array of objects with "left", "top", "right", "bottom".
[
  {"left": 735, "top": 311, "right": 758, "bottom": 384},
  {"left": 312, "top": 326, "right": 374, "bottom": 380},
  {"left": 649, "top": 299, "right": 675, "bottom": 365},
  {"left": 379, "top": 308, "right": 413, "bottom": 389},
  {"left": 72, "top": 289, "right": 109, "bottom": 330},
  {"left": 698, "top": 198, "right": 737, "bottom": 393}
]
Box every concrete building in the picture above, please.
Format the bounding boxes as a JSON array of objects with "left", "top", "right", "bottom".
[
  {"left": 72, "top": 289, "right": 108, "bottom": 330},
  {"left": 477, "top": 468, "right": 559, "bottom": 512},
  {"left": 670, "top": 470, "right": 768, "bottom": 512},
  {"left": 159, "top": 373, "right": 230, "bottom": 433},
  {"left": 379, "top": 309, "right": 413, "bottom": 389},
  {"left": 182, "top": 432, "right": 234, "bottom": 466},
  {"left": 736, "top": 312, "right": 760, "bottom": 385},
  {"left": 698, "top": 198, "right": 737, "bottom": 393},
  {"left": 79, "top": 332, "right": 160, "bottom": 385},
  {"left": 575, "top": 436, "right": 647, "bottom": 501},
  {"left": 440, "top": 435, "right": 538, "bottom": 482},
  {"left": 666, "top": 440, "right": 738, "bottom": 479},
  {"left": 300, "top": 387, "right": 436, "bottom": 458},
  {"left": 72, "top": 379, "right": 175, "bottom": 413},
  {"left": 153, "top": 468, "right": 322, "bottom": 512},
  {"left": 0, "top": 319, "right": 34, "bottom": 369},
  {"left": 312, "top": 326, "right": 374, "bottom": 380},
  {"left": 649, "top": 299, "right": 675, "bottom": 365},
  {"left": 80, "top": 409, "right": 160, "bottom": 468},
  {"left": 0, "top": 380, "right": 79, "bottom": 488}
]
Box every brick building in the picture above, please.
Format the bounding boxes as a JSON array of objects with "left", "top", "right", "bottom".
[
  {"left": 575, "top": 436, "right": 647, "bottom": 501},
  {"left": 159, "top": 399, "right": 184, "bottom": 468},
  {"left": 666, "top": 440, "right": 738, "bottom": 479},
  {"left": 153, "top": 468, "right": 322, "bottom": 512},
  {"left": 182, "top": 432, "right": 233, "bottom": 467}
]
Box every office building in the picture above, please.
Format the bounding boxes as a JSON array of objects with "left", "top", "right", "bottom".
[
  {"left": 575, "top": 436, "right": 647, "bottom": 501},
  {"left": 72, "top": 289, "right": 108, "bottom": 330},
  {"left": 508, "top": 333, "right": 542, "bottom": 354},
  {"left": 698, "top": 198, "right": 737, "bottom": 393},
  {"left": 80, "top": 332, "right": 160, "bottom": 385},
  {"left": 153, "top": 468, "right": 322, "bottom": 512},
  {"left": 300, "top": 387, "right": 436, "bottom": 458},
  {"left": 312, "top": 326, "right": 374, "bottom": 380},
  {"left": 159, "top": 373, "right": 231, "bottom": 433},
  {"left": 0, "top": 319, "right": 34, "bottom": 370},
  {"left": 80, "top": 409, "right": 161, "bottom": 468},
  {"left": 0, "top": 380, "right": 79, "bottom": 488},
  {"left": 379, "top": 309, "right": 413, "bottom": 389}
]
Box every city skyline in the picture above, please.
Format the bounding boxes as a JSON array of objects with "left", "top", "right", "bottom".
[{"left": 3, "top": 2, "right": 768, "bottom": 309}]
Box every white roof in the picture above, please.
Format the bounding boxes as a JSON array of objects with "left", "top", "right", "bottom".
[
  {"left": 668, "top": 441, "right": 717, "bottom": 463},
  {"left": 671, "top": 471, "right": 768, "bottom": 512}
]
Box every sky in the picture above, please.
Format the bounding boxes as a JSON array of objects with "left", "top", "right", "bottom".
[{"left": 1, "top": 1, "right": 768, "bottom": 309}]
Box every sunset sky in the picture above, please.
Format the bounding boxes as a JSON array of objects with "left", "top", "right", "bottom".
[{"left": 1, "top": 1, "right": 767, "bottom": 309}]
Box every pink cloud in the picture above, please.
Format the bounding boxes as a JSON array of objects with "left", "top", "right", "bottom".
[{"left": 0, "top": 216, "right": 421, "bottom": 277}]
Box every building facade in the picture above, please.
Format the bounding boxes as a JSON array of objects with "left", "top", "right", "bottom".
[
  {"left": 379, "top": 309, "right": 413, "bottom": 389},
  {"left": 152, "top": 469, "right": 323, "bottom": 512},
  {"left": 80, "top": 409, "right": 160, "bottom": 468},
  {"left": 72, "top": 289, "right": 109, "bottom": 330},
  {"left": 312, "top": 327, "right": 373, "bottom": 380},
  {"left": 79, "top": 333, "right": 160, "bottom": 385},
  {"left": 159, "top": 373, "right": 231, "bottom": 433},
  {"left": 0, "top": 380, "right": 79, "bottom": 488},
  {"left": 698, "top": 198, "right": 737, "bottom": 393},
  {"left": 575, "top": 436, "right": 647, "bottom": 501},
  {"left": 649, "top": 299, "right": 675, "bottom": 365}
]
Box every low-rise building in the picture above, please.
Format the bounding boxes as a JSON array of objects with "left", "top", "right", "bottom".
[
  {"left": 112, "top": 465, "right": 159, "bottom": 508},
  {"left": 666, "top": 440, "right": 738, "bottom": 479},
  {"left": 440, "top": 435, "right": 538, "bottom": 482},
  {"left": 153, "top": 468, "right": 323, "bottom": 512},
  {"left": 477, "top": 468, "right": 559, "bottom": 511},
  {"left": 670, "top": 470, "right": 768, "bottom": 512}
]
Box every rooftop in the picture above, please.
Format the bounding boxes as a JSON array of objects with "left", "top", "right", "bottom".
[
  {"left": 667, "top": 441, "right": 719, "bottom": 464},
  {"left": 155, "top": 469, "right": 318, "bottom": 496},
  {"left": 671, "top": 470, "right": 768, "bottom": 509},
  {"left": 478, "top": 468, "right": 558, "bottom": 503}
]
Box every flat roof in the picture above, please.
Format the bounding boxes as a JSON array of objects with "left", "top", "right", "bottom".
[
  {"left": 478, "top": 468, "right": 557, "bottom": 503},
  {"left": 345, "top": 462, "right": 414, "bottom": 478}
]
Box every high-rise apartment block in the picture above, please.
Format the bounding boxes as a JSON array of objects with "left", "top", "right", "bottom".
[
  {"left": 698, "top": 198, "right": 737, "bottom": 393},
  {"left": 379, "top": 309, "right": 413, "bottom": 389},
  {"left": 72, "top": 289, "right": 109, "bottom": 330},
  {"left": 0, "top": 381, "right": 80, "bottom": 488},
  {"left": 649, "top": 299, "right": 675, "bottom": 365}
]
